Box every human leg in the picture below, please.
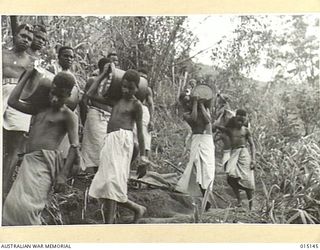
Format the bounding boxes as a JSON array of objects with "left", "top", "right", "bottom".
[
  {"left": 120, "top": 199, "right": 146, "bottom": 223},
  {"left": 3, "top": 129, "right": 25, "bottom": 199},
  {"left": 101, "top": 198, "right": 117, "bottom": 224},
  {"left": 245, "top": 189, "right": 254, "bottom": 210},
  {"left": 227, "top": 176, "right": 242, "bottom": 207},
  {"left": 199, "top": 184, "right": 211, "bottom": 211},
  {"left": 3, "top": 151, "right": 58, "bottom": 225}
]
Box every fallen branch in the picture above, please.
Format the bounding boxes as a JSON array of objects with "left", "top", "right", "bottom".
[
  {"left": 213, "top": 191, "right": 228, "bottom": 203},
  {"left": 164, "top": 160, "right": 183, "bottom": 173}
]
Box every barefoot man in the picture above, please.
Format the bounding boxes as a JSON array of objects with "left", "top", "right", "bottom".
[
  {"left": 3, "top": 71, "right": 80, "bottom": 225},
  {"left": 80, "top": 58, "right": 113, "bottom": 174},
  {"left": 2, "top": 24, "right": 34, "bottom": 198},
  {"left": 176, "top": 95, "right": 215, "bottom": 211},
  {"left": 87, "top": 67, "right": 148, "bottom": 223},
  {"left": 214, "top": 109, "right": 256, "bottom": 210},
  {"left": 131, "top": 68, "right": 154, "bottom": 162}
]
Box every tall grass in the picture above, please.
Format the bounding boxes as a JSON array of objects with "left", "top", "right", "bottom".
[{"left": 258, "top": 133, "right": 320, "bottom": 224}]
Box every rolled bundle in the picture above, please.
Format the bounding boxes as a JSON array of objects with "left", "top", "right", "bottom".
[
  {"left": 100, "top": 65, "right": 148, "bottom": 102},
  {"left": 191, "top": 84, "right": 213, "bottom": 109},
  {"left": 20, "top": 67, "right": 80, "bottom": 110}
]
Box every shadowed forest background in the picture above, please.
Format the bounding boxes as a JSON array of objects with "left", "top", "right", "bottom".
[{"left": 2, "top": 15, "right": 320, "bottom": 224}]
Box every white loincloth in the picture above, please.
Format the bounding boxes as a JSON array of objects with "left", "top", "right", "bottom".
[
  {"left": 222, "top": 149, "right": 231, "bottom": 170},
  {"left": 133, "top": 104, "right": 151, "bottom": 151},
  {"left": 225, "top": 147, "right": 255, "bottom": 190},
  {"left": 3, "top": 83, "right": 32, "bottom": 132},
  {"left": 81, "top": 106, "right": 110, "bottom": 169},
  {"left": 2, "top": 150, "right": 64, "bottom": 226},
  {"left": 176, "top": 134, "right": 215, "bottom": 197},
  {"left": 89, "top": 129, "right": 134, "bottom": 203}
]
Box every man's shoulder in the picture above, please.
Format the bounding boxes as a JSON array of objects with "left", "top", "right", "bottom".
[
  {"left": 85, "top": 77, "right": 95, "bottom": 87},
  {"left": 133, "top": 97, "right": 143, "bottom": 108},
  {"left": 242, "top": 126, "right": 251, "bottom": 135},
  {"left": 125, "top": 98, "right": 143, "bottom": 113},
  {"left": 147, "top": 87, "right": 153, "bottom": 94},
  {"left": 2, "top": 48, "right": 10, "bottom": 55},
  {"left": 2, "top": 48, "right": 14, "bottom": 60},
  {"left": 61, "top": 105, "right": 75, "bottom": 116}
]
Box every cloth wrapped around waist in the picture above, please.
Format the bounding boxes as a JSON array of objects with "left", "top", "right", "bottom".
[
  {"left": 89, "top": 129, "right": 134, "bottom": 203},
  {"left": 133, "top": 104, "right": 151, "bottom": 150},
  {"left": 225, "top": 147, "right": 255, "bottom": 190},
  {"left": 81, "top": 106, "right": 111, "bottom": 169},
  {"left": 176, "top": 134, "right": 215, "bottom": 197},
  {"left": 2, "top": 150, "right": 64, "bottom": 226},
  {"left": 2, "top": 82, "right": 32, "bottom": 131}
]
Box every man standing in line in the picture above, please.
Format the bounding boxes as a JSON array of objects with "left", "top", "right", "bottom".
[
  {"left": 176, "top": 95, "right": 215, "bottom": 211},
  {"left": 133, "top": 68, "right": 154, "bottom": 157},
  {"left": 26, "top": 24, "right": 47, "bottom": 60},
  {"left": 80, "top": 58, "right": 112, "bottom": 174},
  {"left": 48, "top": 46, "right": 82, "bottom": 159},
  {"left": 2, "top": 24, "right": 34, "bottom": 198}
]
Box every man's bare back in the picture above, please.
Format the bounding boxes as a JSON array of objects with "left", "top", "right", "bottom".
[
  {"left": 183, "top": 98, "right": 212, "bottom": 135},
  {"left": 184, "top": 112, "right": 210, "bottom": 134}
]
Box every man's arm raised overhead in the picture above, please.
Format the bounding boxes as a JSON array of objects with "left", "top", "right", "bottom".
[{"left": 8, "top": 69, "right": 39, "bottom": 115}]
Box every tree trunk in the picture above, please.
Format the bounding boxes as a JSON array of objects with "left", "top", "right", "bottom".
[{"left": 10, "top": 15, "right": 19, "bottom": 37}]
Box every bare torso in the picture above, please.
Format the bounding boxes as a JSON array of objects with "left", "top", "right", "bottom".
[
  {"left": 107, "top": 98, "right": 139, "bottom": 133},
  {"left": 2, "top": 49, "right": 33, "bottom": 79},
  {"left": 185, "top": 111, "right": 212, "bottom": 134},
  {"left": 26, "top": 107, "right": 69, "bottom": 152},
  {"left": 221, "top": 133, "right": 231, "bottom": 149},
  {"left": 229, "top": 126, "right": 248, "bottom": 148}
]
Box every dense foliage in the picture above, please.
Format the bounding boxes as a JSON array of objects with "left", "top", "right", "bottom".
[
  {"left": 208, "top": 15, "right": 320, "bottom": 223},
  {"left": 2, "top": 15, "right": 319, "bottom": 224}
]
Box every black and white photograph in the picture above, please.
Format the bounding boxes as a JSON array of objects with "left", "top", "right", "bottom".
[{"left": 1, "top": 13, "right": 319, "bottom": 227}]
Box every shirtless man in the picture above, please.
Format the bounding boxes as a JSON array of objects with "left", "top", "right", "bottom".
[
  {"left": 107, "top": 51, "right": 119, "bottom": 67},
  {"left": 3, "top": 71, "right": 80, "bottom": 225},
  {"left": 87, "top": 67, "right": 148, "bottom": 224},
  {"left": 176, "top": 96, "right": 215, "bottom": 211},
  {"left": 48, "top": 46, "right": 82, "bottom": 159},
  {"left": 2, "top": 24, "right": 34, "bottom": 198},
  {"left": 212, "top": 93, "right": 234, "bottom": 168},
  {"left": 90, "top": 52, "right": 119, "bottom": 77},
  {"left": 27, "top": 24, "right": 47, "bottom": 59},
  {"left": 48, "top": 46, "right": 75, "bottom": 74},
  {"left": 81, "top": 57, "right": 112, "bottom": 174},
  {"left": 132, "top": 68, "right": 154, "bottom": 158},
  {"left": 214, "top": 109, "right": 256, "bottom": 210}
]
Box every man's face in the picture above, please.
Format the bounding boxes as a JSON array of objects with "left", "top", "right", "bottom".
[
  {"left": 15, "top": 27, "right": 33, "bottom": 52},
  {"left": 121, "top": 79, "right": 137, "bottom": 99},
  {"left": 49, "top": 84, "right": 71, "bottom": 109},
  {"left": 31, "top": 30, "right": 47, "bottom": 51},
  {"left": 236, "top": 114, "right": 246, "bottom": 127},
  {"left": 109, "top": 55, "right": 119, "bottom": 67},
  {"left": 58, "top": 49, "right": 74, "bottom": 70}
]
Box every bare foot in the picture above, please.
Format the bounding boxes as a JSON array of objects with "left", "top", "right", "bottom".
[
  {"left": 133, "top": 205, "right": 147, "bottom": 223},
  {"left": 235, "top": 201, "right": 242, "bottom": 208}
]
